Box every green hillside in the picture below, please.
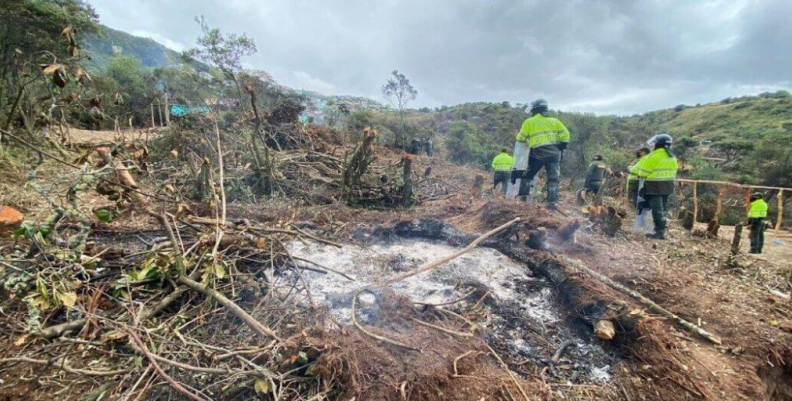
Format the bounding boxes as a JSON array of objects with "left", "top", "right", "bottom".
[
  {"left": 82, "top": 25, "right": 182, "bottom": 71},
  {"left": 364, "top": 93, "right": 792, "bottom": 189}
]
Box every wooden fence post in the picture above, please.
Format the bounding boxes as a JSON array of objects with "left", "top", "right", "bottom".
[
  {"left": 693, "top": 181, "right": 699, "bottom": 224},
  {"left": 164, "top": 92, "right": 171, "bottom": 126},
  {"left": 778, "top": 189, "right": 785, "bottom": 232},
  {"left": 715, "top": 187, "right": 725, "bottom": 223},
  {"left": 156, "top": 99, "right": 164, "bottom": 128},
  {"left": 150, "top": 104, "right": 155, "bottom": 129},
  {"left": 744, "top": 187, "right": 752, "bottom": 214}
]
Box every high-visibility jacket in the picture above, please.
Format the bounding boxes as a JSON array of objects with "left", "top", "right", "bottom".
[
  {"left": 626, "top": 155, "right": 649, "bottom": 192},
  {"left": 629, "top": 148, "right": 678, "bottom": 195},
  {"left": 491, "top": 152, "right": 514, "bottom": 171},
  {"left": 748, "top": 199, "right": 768, "bottom": 219},
  {"left": 515, "top": 114, "right": 570, "bottom": 150},
  {"left": 586, "top": 161, "right": 608, "bottom": 185}
]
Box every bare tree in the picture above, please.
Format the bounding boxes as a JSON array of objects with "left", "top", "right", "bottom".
[{"left": 382, "top": 70, "right": 417, "bottom": 148}]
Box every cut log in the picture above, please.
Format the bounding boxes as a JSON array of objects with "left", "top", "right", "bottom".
[
  {"left": 559, "top": 255, "right": 722, "bottom": 345},
  {"left": 595, "top": 319, "right": 616, "bottom": 340}
]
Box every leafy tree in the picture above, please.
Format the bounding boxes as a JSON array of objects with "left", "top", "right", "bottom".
[
  {"left": 752, "top": 128, "right": 792, "bottom": 187},
  {"left": 184, "top": 15, "right": 256, "bottom": 103},
  {"left": 381, "top": 70, "right": 417, "bottom": 148},
  {"left": 714, "top": 139, "right": 754, "bottom": 163},
  {"left": 0, "top": 0, "right": 99, "bottom": 152}
]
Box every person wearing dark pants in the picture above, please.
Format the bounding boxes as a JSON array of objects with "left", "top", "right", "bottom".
[
  {"left": 513, "top": 99, "right": 570, "bottom": 205},
  {"left": 630, "top": 134, "right": 678, "bottom": 240},
  {"left": 491, "top": 149, "right": 514, "bottom": 195},
  {"left": 519, "top": 154, "right": 560, "bottom": 201},
  {"left": 748, "top": 192, "right": 769, "bottom": 254}
]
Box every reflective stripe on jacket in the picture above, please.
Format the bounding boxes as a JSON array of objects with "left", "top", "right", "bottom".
[
  {"left": 748, "top": 199, "right": 768, "bottom": 219},
  {"left": 515, "top": 114, "right": 570, "bottom": 149},
  {"left": 491, "top": 153, "right": 514, "bottom": 171},
  {"left": 629, "top": 148, "right": 678, "bottom": 195}
]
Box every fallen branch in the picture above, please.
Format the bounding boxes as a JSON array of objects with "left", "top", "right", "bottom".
[
  {"left": 558, "top": 255, "right": 722, "bottom": 345},
  {"left": 485, "top": 344, "right": 530, "bottom": 401},
  {"left": 154, "top": 212, "right": 283, "bottom": 343},
  {"left": 290, "top": 255, "right": 355, "bottom": 281},
  {"left": 178, "top": 276, "right": 282, "bottom": 342},
  {"left": 411, "top": 317, "right": 473, "bottom": 337},
  {"left": 124, "top": 329, "right": 210, "bottom": 401},
  {"left": 0, "top": 357, "right": 129, "bottom": 376},
  {"left": 363, "top": 218, "right": 520, "bottom": 291}
]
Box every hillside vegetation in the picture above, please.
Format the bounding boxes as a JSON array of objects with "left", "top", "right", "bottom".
[
  {"left": 350, "top": 94, "right": 792, "bottom": 189},
  {"left": 82, "top": 25, "right": 183, "bottom": 71}
]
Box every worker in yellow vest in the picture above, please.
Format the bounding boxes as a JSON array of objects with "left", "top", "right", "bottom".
[
  {"left": 491, "top": 149, "right": 514, "bottom": 195},
  {"left": 747, "top": 192, "right": 769, "bottom": 254},
  {"left": 512, "top": 99, "right": 571, "bottom": 205},
  {"left": 629, "top": 134, "right": 678, "bottom": 240}
]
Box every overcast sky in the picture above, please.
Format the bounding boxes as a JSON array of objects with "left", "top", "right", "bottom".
[{"left": 87, "top": 0, "right": 791, "bottom": 115}]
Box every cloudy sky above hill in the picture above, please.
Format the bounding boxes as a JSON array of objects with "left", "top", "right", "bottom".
[{"left": 87, "top": 0, "right": 791, "bottom": 114}]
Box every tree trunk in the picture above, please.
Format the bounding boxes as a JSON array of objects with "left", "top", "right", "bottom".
[
  {"left": 401, "top": 154, "right": 414, "bottom": 207},
  {"left": 730, "top": 223, "right": 743, "bottom": 257}
]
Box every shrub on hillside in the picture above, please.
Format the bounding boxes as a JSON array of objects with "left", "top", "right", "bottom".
[{"left": 444, "top": 121, "right": 487, "bottom": 165}]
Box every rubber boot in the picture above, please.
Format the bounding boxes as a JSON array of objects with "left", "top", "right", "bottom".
[{"left": 645, "top": 231, "right": 665, "bottom": 240}]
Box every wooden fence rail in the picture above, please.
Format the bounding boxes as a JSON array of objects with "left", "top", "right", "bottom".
[
  {"left": 623, "top": 178, "right": 790, "bottom": 232},
  {"left": 677, "top": 179, "right": 788, "bottom": 232}
]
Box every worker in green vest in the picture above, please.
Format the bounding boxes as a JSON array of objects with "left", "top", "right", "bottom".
[
  {"left": 747, "top": 192, "right": 769, "bottom": 254},
  {"left": 491, "top": 149, "right": 514, "bottom": 195},
  {"left": 629, "top": 134, "right": 678, "bottom": 239},
  {"left": 513, "top": 99, "right": 571, "bottom": 205},
  {"left": 627, "top": 147, "right": 651, "bottom": 206},
  {"left": 583, "top": 155, "right": 609, "bottom": 196}
]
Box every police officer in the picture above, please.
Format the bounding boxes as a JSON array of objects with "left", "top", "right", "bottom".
[
  {"left": 512, "top": 99, "right": 571, "bottom": 206},
  {"left": 747, "top": 192, "right": 769, "bottom": 254},
  {"left": 630, "top": 134, "right": 678, "bottom": 240}
]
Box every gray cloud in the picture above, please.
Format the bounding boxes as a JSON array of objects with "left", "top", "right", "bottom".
[{"left": 87, "top": 0, "right": 791, "bottom": 114}]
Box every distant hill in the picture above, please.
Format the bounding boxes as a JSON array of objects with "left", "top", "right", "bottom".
[{"left": 82, "top": 25, "right": 182, "bottom": 72}]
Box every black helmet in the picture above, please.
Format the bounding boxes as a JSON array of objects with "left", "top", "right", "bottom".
[
  {"left": 593, "top": 154, "right": 603, "bottom": 161},
  {"left": 529, "top": 98, "right": 549, "bottom": 114},
  {"left": 750, "top": 192, "right": 764, "bottom": 201},
  {"left": 653, "top": 134, "right": 673, "bottom": 147}
]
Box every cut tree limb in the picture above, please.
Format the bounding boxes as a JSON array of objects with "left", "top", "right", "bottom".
[
  {"left": 558, "top": 255, "right": 722, "bottom": 345},
  {"left": 153, "top": 212, "right": 283, "bottom": 343},
  {"left": 363, "top": 218, "right": 520, "bottom": 292},
  {"left": 96, "top": 146, "right": 147, "bottom": 205}
]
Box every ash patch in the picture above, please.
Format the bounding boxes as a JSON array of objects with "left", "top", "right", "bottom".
[{"left": 285, "top": 237, "right": 613, "bottom": 383}]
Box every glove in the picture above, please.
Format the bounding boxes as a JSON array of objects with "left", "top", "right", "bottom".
[
  {"left": 510, "top": 170, "right": 524, "bottom": 184},
  {"left": 557, "top": 142, "right": 568, "bottom": 151},
  {"left": 637, "top": 200, "right": 649, "bottom": 214}
]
